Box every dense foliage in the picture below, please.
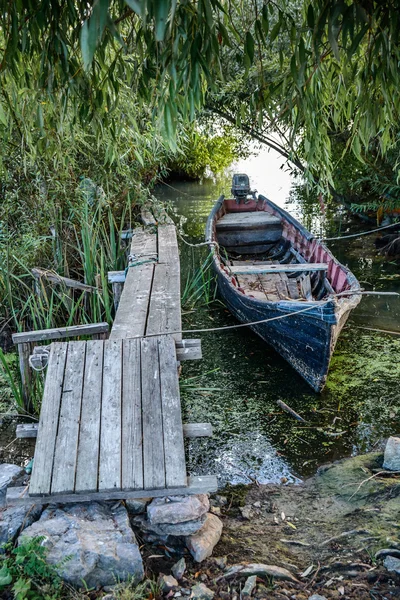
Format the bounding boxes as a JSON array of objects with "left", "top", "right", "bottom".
[{"left": 1, "top": 1, "right": 400, "bottom": 193}]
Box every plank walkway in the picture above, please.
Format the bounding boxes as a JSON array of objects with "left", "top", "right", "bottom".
[{"left": 9, "top": 218, "right": 217, "bottom": 505}]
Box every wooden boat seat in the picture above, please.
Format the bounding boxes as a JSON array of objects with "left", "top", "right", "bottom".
[
  {"left": 230, "top": 263, "right": 328, "bottom": 274},
  {"left": 216, "top": 212, "right": 281, "bottom": 231},
  {"left": 216, "top": 211, "right": 283, "bottom": 250}
]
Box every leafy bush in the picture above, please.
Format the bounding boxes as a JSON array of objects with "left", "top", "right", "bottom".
[{"left": 0, "top": 537, "right": 66, "bottom": 600}]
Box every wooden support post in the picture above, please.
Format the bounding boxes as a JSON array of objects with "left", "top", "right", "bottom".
[{"left": 17, "top": 342, "right": 33, "bottom": 413}]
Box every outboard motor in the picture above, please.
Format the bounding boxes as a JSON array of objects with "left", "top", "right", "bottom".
[{"left": 231, "top": 173, "right": 257, "bottom": 204}]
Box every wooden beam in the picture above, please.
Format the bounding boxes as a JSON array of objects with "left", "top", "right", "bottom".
[
  {"left": 108, "top": 271, "right": 126, "bottom": 283},
  {"left": 175, "top": 339, "right": 202, "bottom": 361},
  {"left": 16, "top": 423, "right": 38, "bottom": 438},
  {"left": 16, "top": 420, "right": 213, "bottom": 440},
  {"left": 12, "top": 323, "right": 109, "bottom": 345},
  {"left": 230, "top": 263, "right": 328, "bottom": 275},
  {"left": 182, "top": 423, "right": 213, "bottom": 438},
  {"left": 31, "top": 268, "right": 97, "bottom": 292},
  {"left": 6, "top": 476, "right": 218, "bottom": 506}
]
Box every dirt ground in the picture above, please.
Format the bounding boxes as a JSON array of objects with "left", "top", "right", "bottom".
[{"left": 141, "top": 452, "right": 400, "bottom": 599}]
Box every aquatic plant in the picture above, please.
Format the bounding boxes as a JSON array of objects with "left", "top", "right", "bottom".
[{"left": 181, "top": 251, "right": 218, "bottom": 309}]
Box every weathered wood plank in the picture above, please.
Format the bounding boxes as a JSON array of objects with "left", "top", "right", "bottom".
[
  {"left": 75, "top": 340, "right": 104, "bottom": 493},
  {"left": 158, "top": 224, "right": 180, "bottom": 264},
  {"left": 31, "top": 268, "right": 97, "bottom": 292},
  {"left": 158, "top": 336, "right": 186, "bottom": 488},
  {"left": 176, "top": 346, "right": 202, "bottom": 361},
  {"left": 130, "top": 229, "right": 157, "bottom": 260},
  {"left": 17, "top": 342, "right": 32, "bottom": 412},
  {"left": 99, "top": 339, "right": 122, "bottom": 491},
  {"left": 16, "top": 423, "right": 38, "bottom": 438},
  {"left": 141, "top": 337, "right": 166, "bottom": 490},
  {"left": 216, "top": 212, "right": 281, "bottom": 230},
  {"left": 108, "top": 271, "right": 126, "bottom": 283},
  {"left": 146, "top": 263, "right": 181, "bottom": 341},
  {"left": 51, "top": 341, "right": 86, "bottom": 494},
  {"left": 29, "top": 343, "right": 68, "bottom": 496},
  {"left": 12, "top": 323, "right": 109, "bottom": 344},
  {"left": 7, "top": 476, "right": 218, "bottom": 506},
  {"left": 141, "top": 208, "right": 157, "bottom": 226},
  {"left": 230, "top": 263, "right": 328, "bottom": 275},
  {"left": 122, "top": 338, "right": 143, "bottom": 490},
  {"left": 183, "top": 423, "right": 213, "bottom": 438},
  {"left": 110, "top": 264, "right": 154, "bottom": 339}
]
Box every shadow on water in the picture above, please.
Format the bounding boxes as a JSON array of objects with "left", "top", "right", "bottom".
[{"left": 155, "top": 152, "right": 400, "bottom": 486}]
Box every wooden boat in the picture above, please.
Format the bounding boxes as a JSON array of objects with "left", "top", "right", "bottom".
[{"left": 205, "top": 176, "right": 362, "bottom": 392}]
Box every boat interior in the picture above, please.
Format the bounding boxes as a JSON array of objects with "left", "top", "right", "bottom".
[{"left": 215, "top": 196, "right": 337, "bottom": 303}]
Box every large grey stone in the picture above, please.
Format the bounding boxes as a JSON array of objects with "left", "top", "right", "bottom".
[
  {"left": 0, "top": 504, "right": 42, "bottom": 549},
  {"left": 0, "top": 463, "right": 24, "bottom": 507},
  {"left": 383, "top": 437, "right": 400, "bottom": 471},
  {"left": 147, "top": 495, "right": 209, "bottom": 525},
  {"left": 384, "top": 555, "right": 400, "bottom": 575},
  {"left": 133, "top": 514, "right": 206, "bottom": 537},
  {"left": 186, "top": 514, "right": 223, "bottom": 563},
  {"left": 20, "top": 502, "right": 144, "bottom": 588}
]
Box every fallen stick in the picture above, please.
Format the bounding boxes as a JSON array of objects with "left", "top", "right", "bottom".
[
  {"left": 320, "top": 529, "right": 371, "bottom": 547},
  {"left": 277, "top": 400, "right": 306, "bottom": 422},
  {"left": 349, "top": 470, "right": 400, "bottom": 500}
]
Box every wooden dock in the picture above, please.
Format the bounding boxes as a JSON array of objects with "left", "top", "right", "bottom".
[{"left": 8, "top": 217, "right": 217, "bottom": 505}]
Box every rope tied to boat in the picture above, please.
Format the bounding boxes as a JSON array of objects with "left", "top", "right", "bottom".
[{"left": 319, "top": 221, "right": 400, "bottom": 242}]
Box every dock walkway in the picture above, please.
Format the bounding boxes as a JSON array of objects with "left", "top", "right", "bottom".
[{"left": 8, "top": 216, "right": 217, "bottom": 505}]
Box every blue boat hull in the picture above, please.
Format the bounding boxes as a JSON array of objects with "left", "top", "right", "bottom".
[{"left": 206, "top": 195, "right": 361, "bottom": 392}]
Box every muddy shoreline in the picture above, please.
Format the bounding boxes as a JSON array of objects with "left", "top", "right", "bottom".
[{"left": 140, "top": 451, "right": 400, "bottom": 598}]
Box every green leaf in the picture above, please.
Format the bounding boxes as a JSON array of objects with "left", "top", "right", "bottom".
[
  {"left": 124, "top": 0, "right": 143, "bottom": 17},
  {"left": 0, "top": 103, "right": 8, "bottom": 126},
  {"left": 270, "top": 19, "right": 281, "bottom": 42},
  {"left": 245, "top": 31, "right": 254, "bottom": 64},
  {"left": 307, "top": 4, "right": 314, "bottom": 30},
  {"left": 80, "top": 21, "right": 92, "bottom": 71},
  {"left": 0, "top": 565, "right": 12, "bottom": 587},
  {"left": 154, "top": 0, "right": 171, "bottom": 42}
]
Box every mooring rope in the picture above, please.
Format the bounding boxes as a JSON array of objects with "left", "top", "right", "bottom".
[{"left": 320, "top": 221, "right": 400, "bottom": 242}]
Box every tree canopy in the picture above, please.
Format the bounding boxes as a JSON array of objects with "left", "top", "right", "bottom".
[{"left": 1, "top": 1, "right": 400, "bottom": 188}]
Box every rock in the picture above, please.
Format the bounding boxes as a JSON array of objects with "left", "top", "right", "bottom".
[
  {"left": 190, "top": 583, "right": 214, "bottom": 600},
  {"left": 384, "top": 555, "right": 400, "bottom": 575},
  {"left": 219, "top": 564, "right": 298, "bottom": 584},
  {"left": 383, "top": 437, "right": 400, "bottom": 471},
  {"left": 0, "top": 504, "right": 42, "bottom": 548},
  {"left": 125, "top": 498, "right": 151, "bottom": 515},
  {"left": 240, "top": 506, "right": 253, "bottom": 520},
  {"left": 210, "top": 506, "right": 221, "bottom": 516},
  {"left": 309, "top": 596, "right": 328, "bottom": 600},
  {"left": 133, "top": 514, "right": 206, "bottom": 536},
  {"left": 242, "top": 575, "right": 257, "bottom": 597},
  {"left": 20, "top": 502, "right": 143, "bottom": 588},
  {"left": 172, "top": 558, "right": 186, "bottom": 580},
  {"left": 186, "top": 514, "right": 223, "bottom": 563},
  {"left": 375, "top": 548, "right": 400, "bottom": 560},
  {"left": 253, "top": 501, "right": 261, "bottom": 508},
  {"left": 210, "top": 495, "right": 227, "bottom": 508},
  {"left": 158, "top": 574, "right": 179, "bottom": 592},
  {"left": 213, "top": 556, "right": 227, "bottom": 570},
  {"left": 0, "top": 463, "right": 24, "bottom": 506},
  {"left": 147, "top": 495, "right": 210, "bottom": 525}
]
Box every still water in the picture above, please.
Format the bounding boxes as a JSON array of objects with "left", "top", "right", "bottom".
[{"left": 156, "top": 147, "right": 400, "bottom": 486}]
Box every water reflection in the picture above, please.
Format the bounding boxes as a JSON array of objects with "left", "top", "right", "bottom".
[{"left": 156, "top": 148, "right": 400, "bottom": 484}]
